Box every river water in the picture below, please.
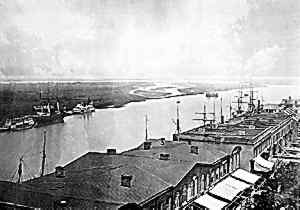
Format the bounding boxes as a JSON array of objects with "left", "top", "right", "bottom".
[{"left": 0, "top": 85, "right": 299, "bottom": 181}]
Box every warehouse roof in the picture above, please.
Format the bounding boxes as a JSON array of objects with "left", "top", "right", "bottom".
[{"left": 25, "top": 139, "right": 231, "bottom": 208}]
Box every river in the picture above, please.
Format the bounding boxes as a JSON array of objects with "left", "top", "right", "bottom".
[{"left": 0, "top": 85, "right": 299, "bottom": 181}]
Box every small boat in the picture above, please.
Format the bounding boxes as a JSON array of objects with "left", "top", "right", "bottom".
[{"left": 205, "top": 92, "right": 218, "bottom": 98}]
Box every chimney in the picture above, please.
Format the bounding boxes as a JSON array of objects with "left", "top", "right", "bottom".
[
  {"left": 143, "top": 141, "right": 152, "bottom": 150},
  {"left": 107, "top": 148, "right": 117, "bottom": 155},
  {"left": 190, "top": 146, "right": 199, "bottom": 154},
  {"left": 55, "top": 166, "right": 65, "bottom": 178},
  {"left": 160, "top": 138, "right": 165, "bottom": 145},
  {"left": 220, "top": 115, "right": 224, "bottom": 124},
  {"left": 257, "top": 100, "right": 261, "bottom": 113},
  {"left": 121, "top": 175, "right": 133, "bottom": 188},
  {"left": 159, "top": 153, "right": 170, "bottom": 160}
]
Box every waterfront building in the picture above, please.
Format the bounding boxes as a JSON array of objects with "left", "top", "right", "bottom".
[
  {"left": 0, "top": 139, "right": 247, "bottom": 209},
  {"left": 174, "top": 106, "right": 298, "bottom": 172}
]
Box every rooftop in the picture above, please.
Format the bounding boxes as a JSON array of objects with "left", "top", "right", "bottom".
[
  {"left": 180, "top": 111, "right": 291, "bottom": 144},
  {"left": 24, "top": 139, "right": 230, "bottom": 208}
]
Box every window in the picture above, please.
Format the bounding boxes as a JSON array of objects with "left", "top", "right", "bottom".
[
  {"left": 223, "top": 163, "right": 227, "bottom": 175},
  {"left": 200, "top": 174, "right": 205, "bottom": 192},
  {"left": 231, "top": 156, "right": 235, "bottom": 171},
  {"left": 175, "top": 192, "right": 180, "bottom": 209},
  {"left": 206, "top": 174, "right": 210, "bottom": 188},
  {"left": 193, "top": 176, "right": 198, "bottom": 196},
  {"left": 182, "top": 185, "right": 187, "bottom": 203},
  {"left": 216, "top": 168, "right": 219, "bottom": 180},
  {"left": 211, "top": 170, "right": 215, "bottom": 183},
  {"left": 220, "top": 165, "right": 223, "bottom": 177},
  {"left": 187, "top": 182, "right": 192, "bottom": 200}
]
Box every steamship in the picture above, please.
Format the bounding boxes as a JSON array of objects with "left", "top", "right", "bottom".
[{"left": 33, "top": 101, "right": 64, "bottom": 127}]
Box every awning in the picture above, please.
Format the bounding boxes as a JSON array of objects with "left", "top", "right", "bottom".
[
  {"left": 209, "top": 177, "right": 251, "bottom": 201},
  {"left": 231, "top": 169, "right": 261, "bottom": 184},
  {"left": 254, "top": 155, "right": 274, "bottom": 172},
  {"left": 194, "top": 194, "right": 228, "bottom": 210}
]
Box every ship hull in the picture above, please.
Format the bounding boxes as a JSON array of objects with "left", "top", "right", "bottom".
[
  {"left": 34, "top": 114, "right": 64, "bottom": 127},
  {"left": 11, "top": 124, "right": 34, "bottom": 131}
]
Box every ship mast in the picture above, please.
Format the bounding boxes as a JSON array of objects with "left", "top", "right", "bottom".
[
  {"left": 40, "top": 130, "right": 47, "bottom": 177},
  {"left": 213, "top": 100, "right": 216, "bottom": 123},
  {"left": 232, "top": 89, "right": 248, "bottom": 115},
  {"left": 220, "top": 97, "right": 224, "bottom": 124},
  {"left": 176, "top": 101, "right": 180, "bottom": 135},
  {"left": 17, "top": 157, "right": 23, "bottom": 184},
  {"left": 229, "top": 100, "right": 232, "bottom": 119},
  {"left": 145, "top": 114, "right": 149, "bottom": 141},
  {"left": 194, "top": 104, "right": 215, "bottom": 128}
]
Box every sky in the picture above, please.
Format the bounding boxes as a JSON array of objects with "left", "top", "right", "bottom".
[{"left": 0, "top": 0, "right": 299, "bottom": 80}]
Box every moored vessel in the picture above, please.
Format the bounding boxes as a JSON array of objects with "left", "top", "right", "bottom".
[
  {"left": 33, "top": 101, "right": 64, "bottom": 127},
  {"left": 8, "top": 116, "right": 35, "bottom": 131},
  {"left": 205, "top": 92, "right": 218, "bottom": 98}
]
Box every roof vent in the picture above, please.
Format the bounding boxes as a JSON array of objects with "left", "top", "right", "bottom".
[
  {"left": 249, "top": 125, "right": 255, "bottom": 129},
  {"left": 143, "top": 141, "right": 152, "bottom": 150},
  {"left": 159, "top": 153, "right": 170, "bottom": 160},
  {"left": 191, "top": 146, "right": 199, "bottom": 154},
  {"left": 55, "top": 166, "right": 65, "bottom": 178},
  {"left": 121, "top": 175, "right": 133, "bottom": 188}
]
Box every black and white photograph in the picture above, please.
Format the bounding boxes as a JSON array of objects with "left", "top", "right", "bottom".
[{"left": 0, "top": 0, "right": 300, "bottom": 209}]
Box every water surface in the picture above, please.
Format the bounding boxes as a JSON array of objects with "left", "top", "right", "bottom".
[{"left": 0, "top": 85, "right": 299, "bottom": 181}]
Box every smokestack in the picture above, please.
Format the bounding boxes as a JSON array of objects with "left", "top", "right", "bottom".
[{"left": 257, "top": 100, "right": 261, "bottom": 113}]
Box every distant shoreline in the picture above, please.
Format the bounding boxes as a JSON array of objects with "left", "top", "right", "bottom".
[{"left": 0, "top": 81, "right": 263, "bottom": 121}]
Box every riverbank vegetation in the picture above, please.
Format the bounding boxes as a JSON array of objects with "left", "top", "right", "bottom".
[{"left": 0, "top": 81, "right": 256, "bottom": 121}]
